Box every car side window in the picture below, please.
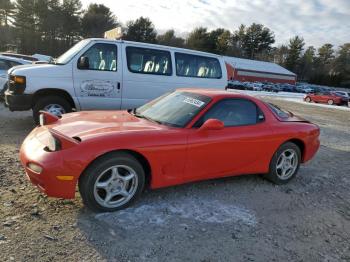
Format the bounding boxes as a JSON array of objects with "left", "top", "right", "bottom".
[
  {"left": 126, "top": 46, "right": 172, "bottom": 76},
  {"left": 80, "top": 43, "right": 117, "bottom": 71},
  {"left": 175, "top": 52, "right": 222, "bottom": 79},
  {"left": 0, "top": 59, "right": 10, "bottom": 70},
  {"left": 195, "top": 99, "right": 263, "bottom": 127}
]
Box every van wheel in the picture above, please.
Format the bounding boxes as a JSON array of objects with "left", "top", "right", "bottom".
[
  {"left": 79, "top": 152, "right": 145, "bottom": 212},
  {"left": 265, "top": 142, "right": 301, "bottom": 185},
  {"left": 33, "top": 96, "right": 72, "bottom": 124}
]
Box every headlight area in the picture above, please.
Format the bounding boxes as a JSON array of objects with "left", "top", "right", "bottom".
[
  {"left": 34, "top": 128, "right": 80, "bottom": 153},
  {"left": 45, "top": 133, "right": 62, "bottom": 152},
  {"left": 27, "top": 162, "right": 43, "bottom": 174},
  {"left": 8, "top": 75, "right": 26, "bottom": 94}
]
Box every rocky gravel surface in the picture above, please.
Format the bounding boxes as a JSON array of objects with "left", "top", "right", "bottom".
[{"left": 0, "top": 99, "right": 349, "bottom": 262}]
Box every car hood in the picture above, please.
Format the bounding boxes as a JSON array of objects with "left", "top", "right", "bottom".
[
  {"left": 49, "top": 110, "right": 165, "bottom": 140},
  {"left": 10, "top": 63, "right": 69, "bottom": 78}
]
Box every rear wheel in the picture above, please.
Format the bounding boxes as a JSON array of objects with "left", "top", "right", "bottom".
[
  {"left": 327, "top": 99, "right": 334, "bottom": 105},
  {"left": 32, "top": 96, "right": 72, "bottom": 124},
  {"left": 265, "top": 142, "right": 301, "bottom": 185},
  {"left": 79, "top": 152, "right": 145, "bottom": 212},
  {"left": 305, "top": 96, "right": 311, "bottom": 102}
]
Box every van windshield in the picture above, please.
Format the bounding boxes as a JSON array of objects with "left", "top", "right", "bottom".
[{"left": 56, "top": 39, "right": 90, "bottom": 65}]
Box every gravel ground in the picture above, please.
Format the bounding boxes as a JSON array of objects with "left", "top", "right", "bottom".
[{"left": 0, "top": 98, "right": 349, "bottom": 262}]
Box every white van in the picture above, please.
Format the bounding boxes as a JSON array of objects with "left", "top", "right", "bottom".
[{"left": 4, "top": 39, "right": 227, "bottom": 122}]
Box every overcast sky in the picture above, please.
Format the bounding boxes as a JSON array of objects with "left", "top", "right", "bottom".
[{"left": 81, "top": 0, "right": 349, "bottom": 48}]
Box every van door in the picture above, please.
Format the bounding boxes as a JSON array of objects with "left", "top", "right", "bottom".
[
  {"left": 73, "top": 42, "right": 122, "bottom": 110},
  {"left": 121, "top": 45, "right": 174, "bottom": 109}
]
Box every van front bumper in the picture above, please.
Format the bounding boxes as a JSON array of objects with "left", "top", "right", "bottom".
[{"left": 4, "top": 91, "right": 33, "bottom": 111}]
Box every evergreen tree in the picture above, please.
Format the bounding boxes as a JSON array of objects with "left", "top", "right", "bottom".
[
  {"left": 124, "top": 17, "right": 157, "bottom": 43},
  {"left": 81, "top": 3, "right": 117, "bottom": 38},
  {"left": 157, "top": 29, "right": 184, "bottom": 47},
  {"left": 285, "top": 36, "right": 305, "bottom": 73}
]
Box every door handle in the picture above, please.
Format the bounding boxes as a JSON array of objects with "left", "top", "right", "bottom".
[{"left": 117, "top": 82, "right": 121, "bottom": 90}]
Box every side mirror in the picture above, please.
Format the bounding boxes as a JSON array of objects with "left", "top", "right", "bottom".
[
  {"left": 77, "top": 56, "right": 89, "bottom": 69},
  {"left": 199, "top": 119, "right": 224, "bottom": 131}
]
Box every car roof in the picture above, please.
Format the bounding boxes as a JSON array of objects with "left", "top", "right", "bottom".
[
  {"left": 177, "top": 88, "right": 255, "bottom": 100},
  {"left": 0, "top": 55, "right": 32, "bottom": 64}
]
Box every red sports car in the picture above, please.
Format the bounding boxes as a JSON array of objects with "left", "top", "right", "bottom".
[
  {"left": 304, "top": 92, "right": 346, "bottom": 105},
  {"left": 20, "top": 89, "right": 320, "bottom": 212}
]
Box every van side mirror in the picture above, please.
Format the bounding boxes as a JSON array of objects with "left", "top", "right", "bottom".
[
  {"left": 199, "top": 119, "right": 224, "bottom": 131},
  {"left": 78, "top": 56, "right": 89, "bottom": 69}
]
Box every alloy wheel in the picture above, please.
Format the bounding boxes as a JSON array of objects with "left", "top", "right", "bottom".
[
  {"left": 93, "top": 165, "right": 138, "bottom": 209},
  {"left": 275, "top": 149, "right": 298, "bottom": 180}
]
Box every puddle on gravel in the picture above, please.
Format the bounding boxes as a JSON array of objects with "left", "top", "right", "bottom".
[{"left": 95, "top": 197, "right": 256, "bottom": 229}]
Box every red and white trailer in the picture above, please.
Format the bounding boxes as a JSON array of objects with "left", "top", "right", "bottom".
[{"left": 225, "top": 56, "right": 296, "bottom": 85}]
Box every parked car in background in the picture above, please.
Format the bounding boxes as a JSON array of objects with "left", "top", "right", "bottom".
[
  {"left": 32, "top": 54, "right": 53, "bottom": 63},
  {"left": 296, "top": 85, "right": 313, "bottom": 93},
  {"left": 331, "top": 91, "right": 350, "bottom": 102},
  {"left": 20, "top": 89, "right": 320, "bottom": 212},
  {"left": 0, "top": 52, "right": 38, "bottom": 62},
  {"left": 0, "top": 55, "right": 32, "bottom": 99},
  {"left": 5, "top": 39, "right": 227, "bottom": 123},
  {"left": 280, "top": 84, "right": 296, "bottom": 92},
  {"left": 227, "top": 80, "right": 246, "bottom": 90},
  {"left": 262, "top": 83, "right": 281, "bottom": 92},
  {"left": 304, "top": 91, "right": 347, "bottom": 106}
]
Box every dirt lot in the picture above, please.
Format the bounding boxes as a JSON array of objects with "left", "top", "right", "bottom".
[{"left": 0, "top": 98, "right": 349, "bottom": 262}]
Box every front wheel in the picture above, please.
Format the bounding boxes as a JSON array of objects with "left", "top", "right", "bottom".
[
  {"left": 305, "top": 96, "right": 311, "bottom": 102},
  {"left": 265, "top": 142, "right": 301, "bottom": 185},
  {"left": 79, "top": 152, "right": 145, "bottom": 212},
  {"left": 32, "top": 96, "right": 72, "bottom": 124},
  {"left": 327, "top": 99, "right": 334, "bottom": 105}
]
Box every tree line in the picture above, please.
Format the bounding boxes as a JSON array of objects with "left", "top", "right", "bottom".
[{"left": 0, "top": 0, "right": 349, "bottom": 87}]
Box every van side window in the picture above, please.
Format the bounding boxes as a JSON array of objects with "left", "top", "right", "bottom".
[
  {"left": 175, "top": 52, "right": 222, "bottom": 79},
  {"left": 80, "top": 43, "right": 117, "bottom": 71},
  {"left": 194, "top": 99, "right": 263, "bottom": 127},
  {"left": 126, "top": 46, "right": 172, "bottom": 76}
]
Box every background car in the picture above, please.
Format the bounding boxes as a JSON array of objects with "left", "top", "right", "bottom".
[
  {"left": 280, "top": 83, "right": 296, "bottom": 92},
  {"left": 227, "top": 80, "right": 246, "bottom": 90},
  {"left": 0, "top": 55, "right": 32, "bottom": 99},
  {"left": 304, "top": 91, "right": 346, "bottom": 106},
  {"left": 331, "top": 91, "right": 350, "bottom": 103},
  {"left": 296, "top": 85, "right": 314, "bottom": 93},
  {"left": 20, "top": 89, "right": 320, "bottom": 212}
]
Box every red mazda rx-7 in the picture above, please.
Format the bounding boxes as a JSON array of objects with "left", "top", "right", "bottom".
[{"left": 20, "top": 89, "right": 320, "bottom": 212}]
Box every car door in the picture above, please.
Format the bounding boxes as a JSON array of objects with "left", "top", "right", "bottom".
[
  {"left": 73, "top": 42, "right": 122, "bottom": 110},
  {"left": 185, "top": 98, "right": 272, "bottom": 181}
]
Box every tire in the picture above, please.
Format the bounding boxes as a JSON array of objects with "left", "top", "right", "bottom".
[
  {"left": 265, "top": 142, "right": 301, "bottom": 185},
  {"left": 32, "top": 95, "right": 72, "bottom": 124},
  {"left": 327, "top": 99, "right": 334, "bottom": 105},
  {"left": 305, "top": 96, "right": 311, "bottom": 102},
  {"left": 78, "top": 152, "right": 146, "bottom": 212}
]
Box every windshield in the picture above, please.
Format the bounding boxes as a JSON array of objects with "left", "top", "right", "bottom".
[
  {"left": 135, "top": 91, "right": 211, "bottom": 127},
  {"left": 56, "top": 39, "right": 90, "bottom": 64}
]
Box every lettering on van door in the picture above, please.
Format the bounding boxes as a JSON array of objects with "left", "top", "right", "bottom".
[{"left": 80, "top": 80, "right": 117, "bottom": 97}]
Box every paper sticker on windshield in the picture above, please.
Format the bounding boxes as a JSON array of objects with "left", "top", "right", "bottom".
[{"left": 183, "top": 97, "right": 205, "bottom": 107}]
